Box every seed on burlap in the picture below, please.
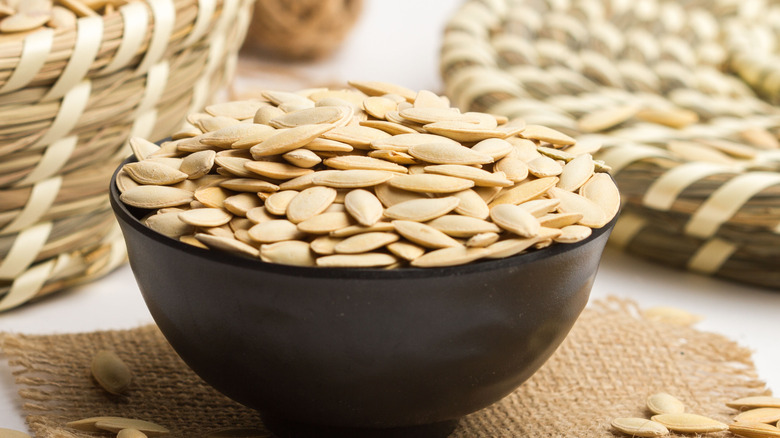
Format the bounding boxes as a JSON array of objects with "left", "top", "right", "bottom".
[
  {"left": 490, "top": 204, "right": 541, "bottom": 238},
  {"left": 120, "top": 186, "right": 194, "bottom": 209},
  {"left": 334, "top": 232, "right": 399, "bottom": 254},
  {"left": 386, "top": 241, "right": 426, "bottom": 261},
  {"left": 248, "top": 220, "right": 305, "bottom": 243},
  {"left": 392, "top": 220, "right": 462, "bottom": 249},
  {"left": 650, "top": 413, "right": 727, "bottom": 433},
  {"left": 117, "top": 429, "right": 148, "bottom": 438},
  {"left": 67, "top": 417, "right": 169, "bottom": 436},
  {"left": 734, "top": 408, "right": 780, "bottom": 424},
  {"left": 729, "top": 421, "right": 780, "bottom": 438},
  {"left": 384, "top": 197, "right": 460, "bottom": 222},
  {"left": 646, "top": 393, "right": 686, "bottom": 415},
  {"left": 286, "top": 186, "right": 338, "bottom": 223},
  {"left": 195, "top": 234, "right": 259, "bottom": 258},
  {"left": 316, "top": 253, "right": 398, "bottom": 268},
  {"left": 610, "top": 417, "right": 669, "bottom": 437},
  {"left": 344, "top": 189, "right": 384, "bottom": 226},
  {"left": 489, "top": 176, "right": 558, "bottom": 207},
  {"left": 389, "top": 174, "right": 474, "bottom": 193},
  {"left": 728, "top": 397, "right": 780, "bottom": 410},
  {"left": 297, "top": 212, "right": 353, "bottom": 234},
  {"left": 411, "top": 246, "right": 489, "bottom": 268},
  {"left": 260, "top": 240, "right": 316, "bottom": 266},
  {"left": 124, "top": 161, "right": 188, "bottom": 186},
  {"left": 407, "top": 142, "right": 493, "bottom": 165},
  {"left": 91, "top": 350, "right": 132, "bottom": 395},
  {"left": 178, "top": 208, "right": 232, "bottom": 227}
]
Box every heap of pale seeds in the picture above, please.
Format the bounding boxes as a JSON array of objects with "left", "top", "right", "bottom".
[
  {"left": 0, "top": 0, "right": 126, "bottom": 34},
  {"left": 612, "top": 393, "right": 780, "bottom": 437},
  {"left": 118, "top": 81, "right": 620, "bottom": 268}
]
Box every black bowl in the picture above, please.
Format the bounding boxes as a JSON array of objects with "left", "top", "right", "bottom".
[{"left": 109, "top": 158, "right": 617, "bottom": 437}]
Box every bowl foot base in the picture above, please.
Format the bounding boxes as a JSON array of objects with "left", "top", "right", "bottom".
[{"left": 261, "top": 415, "right": 458, "bottom": 438}]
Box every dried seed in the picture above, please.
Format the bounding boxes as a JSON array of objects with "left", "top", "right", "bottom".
[
  {"left": 386, "top": 241, "right": 426, "bottom": 261},
  {"left": 220, "top": 178, "right": 279, "bottom": 193},
  {"left": 489, "top": 177, "right": 559, "bottom": 207},
  {"left": 577, "top": 105, "right": 638, "bottom": 133},
  {"left": 360, "top": 119, "right": 419, "bottom": 135},
  {"left": 260, "top": 241, "right": 315, "bottom": 266},
  {"left": 201, "top": 124, "right": 276, "bottom": 147},
  {"left": 519, "top": 198, "right": 561, "bottom": 217},
  {"left": 194, "top": 186, "right": 230, "bottom": 208},
  {"left": 538, "top": 146, "right": 576, "bottom": 163},
  {"left": 179, "top": 150, "right": 216, "bottom": 179},
  {"left": 278, "top": 172, "right": 318, "bottom": 190},
  {"left": 399, "top": 107, "right": 473, "bottom": 125},
  {"left": 344, "top": 189, "right": 383, "bottom": 226},
  {"left": 538, "top": 213, "right": 584, "bottom": 228},
  {"left": 484, "top": 237, "right": 539, "bottom": 259},
  {"left": 244, "top": 160, "right": 314, "bottom": 180},
  {"left": 521, "top": 124, "right": 576, "bottom": 146},
  {"left": 178, "top": 208, "right": 232, "bottom": 227},
  {"left": 91, "top": 350, "right": 132, "bottom": 395},
  {"left": 424, "top": 165, "right": 512, "bottom": 187},
  {"left": 554, "top": 225, "right": 592, "bottom": 243},
  {"left": 286, "top": 186, "right": 337, "bottom": 223},
  {"left": 729, "top": 421, "right": 780, "bottom": 438},
  {"left": 116, "top": 170, "right": 140, "bottom": 193},
  {"left": 310, "top": 235, "right": 343, "bottom": 255},
  {"left": 324, "top": 155, "right": 408, "bottom": 173},
  {"left": 265, "top": 190, "right": 300, "bottom": 215},
  {"left": 303, "top": 137, "right": 354, "bottom": 152},
  {"left": 297, "top": 212, "right": 353, "bottom": 234},
  {"left": 408, "top": 142, "right": 493, "bottom": 165},
  {"left": 270, "top": 106, "right": 350, "bottom": 128},
  {"left": 248, "top": 220, "right": 305, "bottom": 243},
  {"left": 466, "top": 232, "right": 500, "bottom": 247},
  {"left": 734, "top": 409, "right": 780, "bottom": 424},
  {"left": 321, "top": 125, "right": 391, "bottom": 149},
  {"left": 384, "top": 197, "right": 460, "bottom": 222},
  {"left": 610, "top": 417, "right": 669, "bottom": 437},
  {"left": 195, "top": 234, "right": 260, "bottom": 258},
  {"left": 117, "top": 429, "right": 148, "bottom": 438},
  {"left": 330, "top": 222, "right": 395, "bottom": 237},
  {"left": 495, "top": 156, "right": 529, "bottom": 182},
  {"left": 283, "top": 148, "right": 322, "bottom": 168},
  {"left": 650, "top": 413, "right": 727, "bottom": 433},
  {"left": 246, "top": 206, "right": 276, "bottom": 224},
  {"left": 215, "top": 156, "right": 256, "bottom": 178},
  {"left": 646, "top": 393, "right": 686, "bottom": 415},
  {"left": 526, "top": 155, "right": 563, "bottom": 178},
  {"left": 348, "top": 80, "right": 416, "bottom": 102},
  {"left": 579, "top": 173, "right": 620, "bottom": 221},
  {"left": 316, "top": 253, "right": 398, "bottom": 268},
  {"left": 371, "top": 133, "right": 458, "bottom": 152},
  {"left": 363, "top": 96, "right": 398, "bottom": 119},
  {"left": 197, "top": 116, "right": 240, "bottom": 133},
  {"left": 312, "top": 170, "right": 395, "bottom": 188},
  {"left": 367, "top": 149, "right": 418, "bottom": 165},
  {"left": 727, "top": 397, "right": 780, "bottom": 410},
  {"left": 392, "top": 220, "right": 462, "bottom": 249},
  {"left": 411, "top": 246, "right": 489, "bottom": 268},
  {"left": 413, "top": 89, "right": 450, "bottom": 109},
  {"left": 389, "top": 174, "right": 474, "bottom": 193},
  {"left": 423, "top": 121, "right": 509, "bottom": 142},
  {"left": 557, "top": 154, "right": 595, "bottom": 191},
  {"left": 427, "top": 215, "right": 501, "bottom": 237},
  {"left": 471, "top": 138, "right": 513, "bottom": 160},
  {"left": 120, "top": 186, "right": 194, "bottom": 209},
  {"left": 180, "top": 235, "right": 208, "bottom": 249},
  {"left": 548, "top": 187, "right": 608, "bottom": 228},
  {"left": 254, "top": 106, "right": 286, "bottom": 125},
  {"left": 374, "top": 182, "right": 429, "bottom": 206},
  {"left": 145, "top": 211, "right": 194, "bottom": 238},
  {"left": 67, "top": 417, "right": 169, "bottom": 436},
  {"left": 490, "top": 204, "right": 541, "bottom": 238},
  {"left": 206, "top": 100, "right": 268, "bottom": 120},
  {"left": 250, "top": 124, "right": 334, "bottom": 157},
  {"left": 334, "top": 232, "right": 399, "bottom": 254},
  {"left": 230, "top": 217, "right": 253, "bottom": 233},
  {"left": 223, "top": 193, "right": 263, "bottom": 216},
  {"left": 124, "top": 161, "right": 188, "bottom": 185},
  {"left": 642, "top": 307, "right": 702, "bottom": 326},
  {"left": 129, "top": 137, "right": 160, "bottom": 161}
]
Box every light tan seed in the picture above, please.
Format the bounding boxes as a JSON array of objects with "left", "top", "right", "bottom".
[
  {"left": 180, "top": 235, "right": 208, "bottom": 249},
  {"left": 330, "top": 222, "right": 395, "bottom": 237},
  {"left": 312, "top": 170, "right": 395, "bottom": 188},
  {"left": 727, "top": 397, "right": 780, "bottom": 410},
  {"left": 471, "top": 138, "right": 513, "bottom": 160},
  {"left": 223, "top": 193, "right": 263, "bottom": 216},
  {"left": 48, "top": 5, "right": 77, "bottom": 29},
  {"left": 297, "top": 212, "right": 353, "bottom": 234},
  {"left": 214, "top": 156, "right": 256, "bottom": 178},
  {"left": 650, "top": 413, "right": 727, "bottom": 433},
  {"left": 310, "top": 235, "right": 343, "bottom": 255},
  {"left": 179, "top": 150, "right": 216, "bottom": 179},
  {"left": 348, "top": 80, "right": 416, "bottom": 102},
  {"left": 265, "top": 190, "right": 299, "bottom": 215},
  {"left": 490, "top": 204, "right": 541, "bottom": 238},
  {"left": 407, "top": 143, "right": 493, "bottom": 165},
  {"left": 495, "top": 156, "right": 529, "bottom": 182},
  {"left": 577, "top": 105, "right": 639, "bottom": 133},
  {"left": 116, "top": 170, "right": 140, "bottom": 193},
  {"left": 411, "top": 246, "right": 489, "bottom": 268},
  {"left": 260, "top": 241, "right": 315, "bottom": 266},
  {"left": 253, "top": 106, "right": 286, "bottom": 125},
  {"left": 423, "top": 121, "right": 511, "bottom": 142},
  {"left": 194, "top": 186, "right": 230, "bottom": 208},
  {"left": 316, "top": 253, "right": 398, "bottom": 268},
  {"left": 374, "top": 182, "right": 429, "bottom": 207},
  {"left": 636, "top": 107, "right": 699, "bottom": 129},
  {"left": 489, "top": 177, "right": 559, "bottom": 207},
  {"left": 246, "top": 206, "right": 277, "bottom": 224},
  {"left": 371, "top": 133, "right": 458, "bottom": 152},
  {"left": 91, "top": 350, "right": 132, "bottom": 395},
  {"left": 286, "top": 186, "right": 337, "bottom": 223},
  {"left": 610, "top": 417, "right": 669, "bottom": 437},
  {"left": 0, "top": 428, "right": 32, "bottom": 438},
  {"left": 579, "top": 173, "right": 620, "bottom": 222},
  {"left": 466, "top": 232, "right": 500, "bottom": 247},
  {"left": 386, "top": 241, "right": 426, "bottom": 261},
  {"left": 538, "top": 146, "right": 576, "bottom": 163},
  {"left": 334, "top": 232, "right": 399, "bottom": 254},
  {"left": 67, "top": 418, "right": 168, "bottom": 436},
  {"left": 384, "top": 197, "right": 460, "bottom": 222},
  {"left": 283, "top": 148, "right": 322, "bottom": 168},
  {"left": 124, "top": 161, "right": 188, "bottom": 186},
  {"left": 117, "top": 429, "right": 148, "bottom": 438},
  {"left": 392, "top": 220, "right": 461, "bottom": 249},
  {"left": 230, "top": 217, "right": 253, "bottom": 233},
  {"left": 344, "top": 189, "right": 383, "bottom": 226},
  {"left": 389, "top": 174, "right": 474, "bottom": 193},
  {"left": 507, "top": 137, "right": 542, "bottom": 161},
  {"left": 398, "top": 107, "right": 471, "bottom": 125},
  {"left": 734, "top": 409, "right": 780, "bottom": 424},
  {"left": 321, "top": 125, "right": 391, "bottom": 149},
  {"left": 303, "top": 138, "right": 354, "bottom": 152},
  {"left": 278, "top": 172, "right": 318, "bottom": 191},
  {"left": 250, "top": 124, "right": 333, "bottom": 157},
  {"left": 363, "top": 96, "right": 398, "bottom": 119},
  {"left": 204, "top": 224, "right": 234, "bottom": 239},
  {"left": 201, "top": 124, "right": 275, "bottom": 147},
  {"left": 360, "top": 120, "right": 419, "bottom": 135},
  {"left": 220, "top": 178, "right": 279, "bottom": 193},
  {"left": 367, "top": 149, "right": 418, "bottom": 165},
  {"left": 484, "top": 237, "right": 539, "bottom": 259},
  {"left": 519, "top": 198, "right": 561, "bottom": 217},
  {"left": 521, "top": 124, "right": 576, "bottom": 146},
  {"left": 197, "top": 116, "right": 240, "bottom": 133},
  {"left": 538, "top": 213, "right": 584, "bottom": 228},
  {"left": 145, "top": 212, "right": 194, "bottom": 238},
  {"left": 195, "top": 233, "right": 260, "bottom": 258},
  {"left": 427, "top": 215, "right": 501, "bottom": 237},
  {"left": 244, "top": 160, "right": 314, "bottom": 180},
  {"left": 270, "top": 106, "right": 349, "bottom": 128},
  {"left": 423, "top": 165, "right": 513, "bottom": 187},
  {"left": 129, "top": 137, "right": 160, "bottom": 161},
  {"left": 413, "top": 89, "right": 450, "bottom": 109},
  {"left": 729, "top": 421, "right": 780, "bottom": 438},
  {"left": 642, "top": 307, "right": 702, "bottom": 326},
  {"left": 646, "top": 393, "right": 686, "bottom": 415},
  {"left": 230, "top": 126, "right": 279, "bottom": 149},
  {"left": 120, "top": 186, "right": 194, "bottom": 209},
  {"left": 553, "top": 225, "right": 592, "bottom": 243},
  {"left": 248, "top": 220, "right": 305, "bottom": 243},
  {"left": 324, "top": 155, "right": 408, "bottom": 173},
  {"left": 557, "top": 154, "right": 595, "bottom": 191},
  {"left": 206, "top": 100, "right": 268, "bottom": 120},
  {"left": 178, "top": 208, "right": 232, "bottom": 227},
  {"left": 526, "top": 155, "right": 563, "bottom": 178},
  {"left": 548, "top": 187, "right": 608, "bottom": 228},
  {"left": 451, "top": 189, "right": 490, "bottom": 219},
  {"left": 262, "top": 90, "right": 312, "bottom": 106}
]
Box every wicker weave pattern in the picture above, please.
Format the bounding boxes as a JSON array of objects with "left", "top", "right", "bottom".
[
  {"left": 441, "top": 0, "right": 780, "bottom": 288},
  {"left": 0, "top": 0, "right": 254, "bottom": 311}
]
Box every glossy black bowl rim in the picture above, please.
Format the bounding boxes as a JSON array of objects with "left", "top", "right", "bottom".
[{"left": 110, "top": 156, "right": 619, "bottom": 280}]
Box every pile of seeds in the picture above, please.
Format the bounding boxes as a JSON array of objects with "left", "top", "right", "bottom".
[
  {"left": 0, "top": 0, "right": 128, "bottom": 34},
  {"left": 118, "top": 81, "right": 620, "bottom": 268},
  {"left": 612, "top": 393, "right": 780, "bottom": 437}
]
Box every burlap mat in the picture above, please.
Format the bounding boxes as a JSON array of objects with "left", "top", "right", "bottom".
[{"left": 1, "top": 297, "right": 769, "bottom": 438}]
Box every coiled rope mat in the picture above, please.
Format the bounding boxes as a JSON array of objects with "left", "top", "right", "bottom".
[
  {"left": 1, "top": 298, "right": 768, "bottom": 437},
  {"left": 440, "top": 0, "right": 780, "bottom": 288},
  {"left": 0, "top": 0, "right": 254, "bottom": 312}
]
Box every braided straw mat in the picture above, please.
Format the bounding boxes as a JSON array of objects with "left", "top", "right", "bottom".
[
  {"left": 0, "top": 0, "right": 254, "bottom": 312},
  {"left": 1, "top": 298, "right": 769, "bottom": 437},
  {"left": 440, "top": 0, "right": 780, "bottom": 289}
]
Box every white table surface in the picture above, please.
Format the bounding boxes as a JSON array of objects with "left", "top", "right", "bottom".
[{"left": 2, "top": 0, "right": 779, "bottom": 433}]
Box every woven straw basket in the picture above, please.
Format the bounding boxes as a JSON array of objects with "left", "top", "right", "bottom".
[
  {"left": 0, "top": 0, "right": 254, "bottom": 311},
  {"left": 441, "top": 0, "right": 780, "bottom": 289}
]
